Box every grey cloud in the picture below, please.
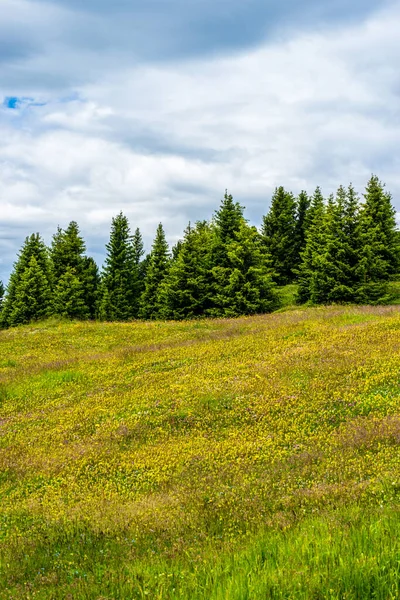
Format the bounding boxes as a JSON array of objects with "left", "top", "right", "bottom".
[
  {"left": 0, "top": 0, "right": 391, "bottom": 96},
  {"left": 1, "top": 1, "right": 400, "bottom": 283}
]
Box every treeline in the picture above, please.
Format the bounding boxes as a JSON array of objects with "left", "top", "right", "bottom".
[{"left": 0, "top": 175, "right": 399, "bottom": 327}]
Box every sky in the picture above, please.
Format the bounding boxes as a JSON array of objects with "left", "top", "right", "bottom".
[{"left": 1, "top": 0, "right": 400, "bottom": 282}]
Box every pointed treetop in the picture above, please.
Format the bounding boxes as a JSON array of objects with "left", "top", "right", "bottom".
[{"left": 214, "top": 190, "right": 245, "bottom": 242}]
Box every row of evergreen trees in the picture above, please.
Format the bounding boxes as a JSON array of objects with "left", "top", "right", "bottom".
[{"left": 0, "top": 175, "right": 398, "bottom": 327}]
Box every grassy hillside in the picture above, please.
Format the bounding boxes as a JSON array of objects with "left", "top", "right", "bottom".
[{"left": 1, "top": 306, "right": 400, "bottom": 599}]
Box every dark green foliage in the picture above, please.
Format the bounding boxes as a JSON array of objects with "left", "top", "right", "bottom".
[
  {"left": 0, "top": 280, "right": 4, "bottom": 313},
  {"left": 294, "top": 190, "right": 310, "bottom": 266},
  {"left": 296, "top": 186, "right": 361, "bottom": 304},
  {"left": 310, "top": 190, "right": 356, "bottom": 303},
  {"left": 131, "top": 227, "right": 146, "bottom": 316},
  {"left": 139, "top": 253, "right": 151, "bottom": 285},
  {"left": 261, "top": 187, "right": 297, "bottom": 284},
  {"left": 158, "top": 221, "right": 214, "bottom": 319},
  {"left": 81, "top": 257, "right": 100, "bottom": 319},
  {"left": 304, "top": 186, "right": 324, "bottom": 231},
  {"left": 171, "top": 239, "right": 184, "bottom": 261},
  {"left": 1, "top": 176, "right": 399, "bottom": 327},
  {"left": 99, "top": 213, "right": 136, "bottom": 321},
  {"left": 7, "top": 256, "right": 52, "bottom": 326},
  {"left": 0, "top": 234, "right": 53, "bottom": 328},
  {"left": 53, "top": 267, "right": 89, "bottom": 319},
  {"left": 209, "top": 223, "right": 280, "bottom": 317},
  {"left": 208, "top": 192, "right": 279, "bottom": 316},
  {"left": 212, "top": 190, "right": 245, "bottom": 269},
  {"left": 355, "top": 175, "right": 400, "bottom": 303},
  {"left": 213, "top": 190, "right": 244, "bottom": 245},
  {"left": 50, "top": 221, "right": 86, "bottom": 281},
  {"left": 296, "top": 178, "right": 400, "bottom": 305},
  {"left": 139, "top": 223, "right": 170, "bottom": 319},
  {"left": 132, "top": 227, "right": 145, "bottom": 267},
  {"left": 296, "top": 187, "right": 326, "bottom": 304},
  {"left": 50, "top": 221, "right": 99, "bottom": 319}
]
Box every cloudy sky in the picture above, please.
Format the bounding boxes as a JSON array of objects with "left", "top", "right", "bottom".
[{"left": 1, "top": 0, "right": 400, "bottom": 282}]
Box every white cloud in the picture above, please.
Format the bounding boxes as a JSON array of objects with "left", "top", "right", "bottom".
[{"left": 1, "top": 1, "right": 400, "bottom": 281}]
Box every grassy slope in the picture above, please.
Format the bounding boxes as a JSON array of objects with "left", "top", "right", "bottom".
[{"left": 0, "top": 306, "right": 400, "bottom": 599}]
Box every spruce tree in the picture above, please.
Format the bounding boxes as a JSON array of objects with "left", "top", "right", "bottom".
[
  {"left": 50, "top": 221, "right": 98, "bottom": 319},
  {"left": 296, "top": 187, "right": 326, "bottom": 304},
  {"left": 132, "top": 227, "right": 145, "bottom": 267},
  {"left": 158, "top": 221, "right": 214, "bottom": 319},
  {"left": 355, "top": 175, "right": 400, "bottom": 303},
  {"left": 210, "top": 223, "right": 279, "bottom": 317},
  {"left": 53, "top": 267, "right": 89, "bottom": 319},
  {"left": 8, "top": 256, "right": 52, "bottom": 326},
  {"left": 96, "top": 281, "right": 112, "bottom": 321},
  {"left": 0, "top": 281, "right": 4, "bottom": 315},
  {"left": 0, "top": 234, "right": 53, "bottom": 328},
  {"left": 50, "top": 221, "right": 86, "bottom": 281},
  {"left": 308, "top": 190, "right": 355, "bottom": 303},
  {"left": 294, "top": 190, "right": 310, "bottom": 268},
  {"left": 209, "top": 191, "right": 246, "bottom": 313},
  {"left": 261, "top": 187, "right": 297, "bottom": 284},
  {"left": 171, "top": 240, "right": 184, "bottom": 261},
  {"left": 304, "top": 186, "right": 324, "bottom": 231},
  {"left": 212, "top": 191, "right": 245, "bottom": 269},
  {"left": 326, "top": 186, "right": 361, "bottom": 302},
  {"left": 99, "top": 213, "right": 135, "bottom": 321},
  {"left": 132, "top": 227, "right": 146, "bottom": 317},
  {"left": 81, "top": 257, "right": 100, "bottom": 319},
  {"left": 342, "top": 183, "right": 362, "bottom": 293},
  {"left": 139, "top": 224, "right": 170, "bottom": 319}
]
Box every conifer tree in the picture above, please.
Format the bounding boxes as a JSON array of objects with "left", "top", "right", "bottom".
[
  {"left": 132, "top": 227, "right": 145, "bottom": 267},
  {"left": 0, "top": 281, "right": 4, "bottom": 315},
  {"left": 307, "top": 190, "right": 356, "bottom": 303},
  {"left": 210, "top": 223, "right": 279, "bottom": 317},
  {"left": 261, "top": 186, "right": 297, "bottom": 284},
  {"left": 53, "top": 267, "right": 89, "bottom": 319},
  {"left": 0, "top": 234, "right": 53, "bottom": 328},
  {"left": 50, "top": 221, "right": 86, "bottom": 281},
  {"left": 138, "top": 253, "right": 151, "bottom": 287},
  {"left": 139, "top": 223, "right": 170, "bottom": 319},
  {"left": 8, "top": 256, "right": 53, "bottom": 326},
  {"left": 50, "top": 221, "right": 98, "bottom": 319},
  {"left": 294, "top": 190, "right": 310, "bottom": 267},
  {"left": 96, "top": 281, "right": 112, "bottom": 322},
  {"left": 325, "top": 186, "right": 361, "bottom": 302},
  {"left": 304, "top": 186, "right": 324, "bottom": 231},
  {"left": 131, "top": 227, "right": 146, "bottom": 316},
  {"left": 342, "top": 183, "right": 362, "bottom": 292},
  {"left": 296, "top": 187, "right": 326, "bottom": 304},
  {"left": 209, "top": 191, "right": 246, "bottom": 312},
  {"left": 99, "top": 213, "right": 135, "bottom": 321},
  {"left": 355, "top": 175, "right": 400, "bottom": 303},
  {"left": 212, "top": 191, "right": 245, "bottom": 268},
  {"left": 81, "top": 257, "right": 100, "bottom": 319},
  {"left": 171, "top": 239, "right": 184, "bottom": 261},
  {"left": 158, "top": 221, "right": 214, "bottom": 319}
]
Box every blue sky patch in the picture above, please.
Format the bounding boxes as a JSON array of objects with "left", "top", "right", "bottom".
[
  {"left": 4, "top": 97, "right": 21, "bottom": 109},
  {"left": 3, "top": 96, "right": 47, "bottom": 110}
]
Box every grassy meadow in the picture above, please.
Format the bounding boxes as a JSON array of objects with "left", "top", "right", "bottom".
[{"left": 1, "top": 305, "right": 400, "bottom": 598}]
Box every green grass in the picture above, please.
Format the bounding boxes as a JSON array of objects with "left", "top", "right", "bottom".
[
  {"left": 2, "top": 507, "right": 400, "bottom": 599},
  {"left": 388, "top": 280, "right": 400, "bottom": 304},
  {"left": 276, "top": 280, "right": 400, "bottom": 310},
  {"left": 276, "top": 283, "right": 299, "bottom": 309},
  {"left": 1, "top": 305, "right": 400, "bottom": 598}
]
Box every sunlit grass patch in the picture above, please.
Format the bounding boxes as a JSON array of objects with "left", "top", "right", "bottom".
[{"left": 0, "top": 305, "right": 400, "bottom": 598}]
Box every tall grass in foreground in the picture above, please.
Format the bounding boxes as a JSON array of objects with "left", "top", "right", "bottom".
[
  {"left": 2, "top": 507, "right": 399, "bottom": 599},
  {"left": 0, "top": 306, "right": 400, "bottom": 598}
]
